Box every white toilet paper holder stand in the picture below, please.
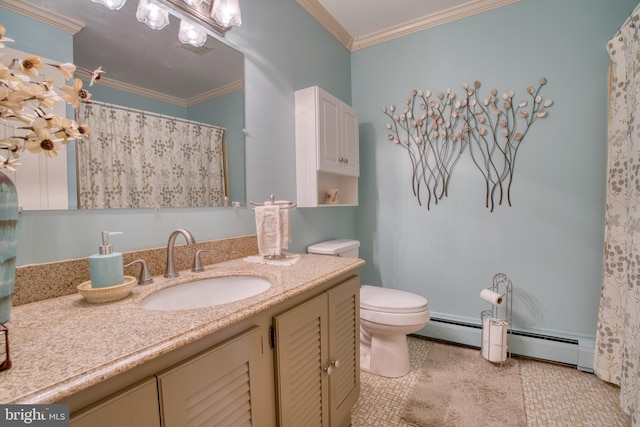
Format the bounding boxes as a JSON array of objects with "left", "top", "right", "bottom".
[{"left": 480, "top": 273, "right": 513, "bottom": 365}]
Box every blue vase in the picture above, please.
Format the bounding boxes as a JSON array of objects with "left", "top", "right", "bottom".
[{"left": 0, "top": 172, "right": 18, "bottom": 323}]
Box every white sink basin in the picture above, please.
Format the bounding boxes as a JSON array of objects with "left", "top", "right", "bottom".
[{"left": 140, "top": 276, "right": 271, "bottom": 311}]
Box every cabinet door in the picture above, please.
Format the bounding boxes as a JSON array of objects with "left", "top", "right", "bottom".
[
  {"left": 157, "top": 327, "right": 272, "bottom": 427},
  {"left": 327, "top": 277, "right": 360, "bottom": 427},
  {"left": 274, "top": 293, "right": 330, "bottom": 427},
  {"left": 317, "top": 91, "right": 343, "bottom": 174},
  {"left": 70, "top": 378, "right": 160, "bottom": 427},
  {"left": 340, "top": 104, "right": 359, "bottom": 177}
]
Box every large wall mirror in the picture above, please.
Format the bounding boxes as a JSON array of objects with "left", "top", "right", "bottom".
[{"left": 13, "top": 0, "right": 245, "bottom": 210}]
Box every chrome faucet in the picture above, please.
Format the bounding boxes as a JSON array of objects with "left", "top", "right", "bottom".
[{"left": 164, "top": 228, "right": 196, "bottom": 278}]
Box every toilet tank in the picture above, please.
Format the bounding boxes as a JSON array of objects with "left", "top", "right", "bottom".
[{"left": 307, "top": 239, "right": 360, "bottom": 258}]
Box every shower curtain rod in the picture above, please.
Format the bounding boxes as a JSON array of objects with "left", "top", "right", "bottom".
[{"left": 82, "top": 100, "right": 226, "bottom": 132}]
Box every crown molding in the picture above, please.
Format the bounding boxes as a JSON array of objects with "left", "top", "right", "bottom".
[
  {"left": 351, "top": 0, "right": 520, "bottom": 51},
  {"left": 185, "top": 79, "right": 244, "bottom": 107},
  {"left": 76, "top": 69, "right": 241, "bottom": 108},
  {"left": 75, "top": 69, "right": 189, "bottom": 107},
  {"left": 298, "top": 0, "right": 519, "bottom": 52},
  {"left": 0, "top": 0, "right": 85, "bottom": 34},
  {"left": 296, "top": 0, "right": 352, "bottom": 50}
]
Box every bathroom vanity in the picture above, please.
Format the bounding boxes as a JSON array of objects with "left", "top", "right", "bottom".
[{"left": 1, "top": 253, "right": 363, "bottom": 427}]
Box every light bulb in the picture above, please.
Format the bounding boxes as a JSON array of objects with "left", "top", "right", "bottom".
[
  {"left": 211, "top": 0, "right": 241, "bottom": 28},
  {"left": 91, "top": 0, "right": 127, "bottom": 10},
  {"left": 179, "top": 21, "right": 207, "bottom": 47},
  {"left": 136, "top": 0, "right": 170, "bottom": 30}
]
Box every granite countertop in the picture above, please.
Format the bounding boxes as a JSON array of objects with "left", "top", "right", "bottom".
[{"left": 0, "top": 254, "right": 364, "bottom": 404}]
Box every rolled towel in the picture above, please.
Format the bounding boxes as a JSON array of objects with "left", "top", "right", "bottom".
[{"left": 255, "top": 205, "right": 282, "bottom": 257}]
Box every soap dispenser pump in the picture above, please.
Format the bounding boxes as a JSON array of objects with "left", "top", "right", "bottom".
[{"left": 89, "top": 231, "right": 124, "bottom": 288}]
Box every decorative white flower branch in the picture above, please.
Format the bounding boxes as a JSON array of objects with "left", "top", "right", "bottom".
[
  {"left": 383, "top": 78, "right": 553, "bottom": 211},
  {"left": 0, "top": 24, "right": 103, "bottom": 171}
]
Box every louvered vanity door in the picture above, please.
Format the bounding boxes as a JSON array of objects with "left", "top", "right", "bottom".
[
  {"left": 274, "top": 293, "right": 330, "bottom": 427},
  {"left": 274, "top": 277, "right": 360, "bottom": 427},
  {"left": 327, "top": 277, "right": 359, "bottom": 427},
  {"left": 157, "top": 326, "right": 271, "bottom": 427}
]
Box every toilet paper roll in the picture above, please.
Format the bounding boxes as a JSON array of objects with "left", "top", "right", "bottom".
[
  {"left": 482, "top": 318, "right": 508, "bottom": 362},
  {"left": 480, "top": 288, "right": 504, "bottom": 307}
]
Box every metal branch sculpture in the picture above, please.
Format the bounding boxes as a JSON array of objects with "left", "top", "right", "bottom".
[
  {"left": 383, "top": 78, "right": 553, "bottom": 211},
  {"left": 383, "top": 88, "right": 467, "bottom": 209}
]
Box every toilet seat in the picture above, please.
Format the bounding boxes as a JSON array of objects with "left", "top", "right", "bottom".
[
  {"left": 361, "top": 308, "right": 430, "bottom": 326},
  {"left": 360, "top": 285, "right": 428, "bottom": 313},
  {"left": 360, "top": 285, "right": 430, "bottom": 326}
]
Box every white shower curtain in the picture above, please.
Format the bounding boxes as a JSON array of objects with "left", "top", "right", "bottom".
[
  {"left": 595, "top": 6, "right": 640, "bottom": 426},
  {"left": 76, "top": 102, "right": 226, "bottom": 209}
]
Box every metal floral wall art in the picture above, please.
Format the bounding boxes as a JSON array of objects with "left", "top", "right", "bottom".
[{"left": 383, "top": 78, "right": 553, "bottom": 211}]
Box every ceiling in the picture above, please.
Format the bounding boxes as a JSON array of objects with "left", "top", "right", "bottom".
[
  {"left": 2, "top": 0, "right": 244, "bottom": 106},
  {"left": 1, "top": 0, "right": 518, "bottom": 102},
  {"left": 306, "top": 0, "right": 519, "bottom": 51}
]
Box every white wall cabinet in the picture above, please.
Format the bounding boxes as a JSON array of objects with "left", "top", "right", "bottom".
[
  {"left": 273, "top": 277, "right": 359, "bottom": 427},
  {"left": 315, "top": 91, "right": 359, "bottom": 177},
  {"left": 295, "top": 86, "right": 359, "bottom": 207}
]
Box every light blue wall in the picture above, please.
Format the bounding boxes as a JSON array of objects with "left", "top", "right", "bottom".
[
  {"left": 352, "top": 0, "right": 636, "bottom": 339},
  {"left": 189, "top": 90, "right": 246, "bottom": 205},
  {"left": 0, "top": 8, "right": 71, "bottom": 61},
  {"left": 2, "top": 0, "right": 357, "bottom": 265},
  {"left": 5, "top": 0, "right": 624, "bottom": 346}
]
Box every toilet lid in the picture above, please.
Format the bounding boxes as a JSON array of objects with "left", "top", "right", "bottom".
[{"left": 360, "top": 285, "right": 428, "bottom": 314}]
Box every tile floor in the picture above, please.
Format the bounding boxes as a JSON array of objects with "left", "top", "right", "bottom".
[{"left": 351, "top": 336, "right": 632, "bottom": 426}]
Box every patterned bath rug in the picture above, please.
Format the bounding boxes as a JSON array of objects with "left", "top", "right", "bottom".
[{"left": 401, "top": 341, "right": 526, "bottom": 427}]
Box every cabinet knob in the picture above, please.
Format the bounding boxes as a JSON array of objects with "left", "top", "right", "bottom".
[
  {"left": 344, "top": 158, "right": 349, "bottom": 164},
  {"left": 339, "top": 157, "right": 345, "bottom": 163},
  {"left": 324, "top": 359, "right": 340, "bottom": 375}
]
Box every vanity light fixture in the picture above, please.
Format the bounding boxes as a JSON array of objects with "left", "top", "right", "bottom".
[
  {"left": 178, "top": 20, "right": 207, "bottom": 46},
  {"left": 91, "top": 0, "right": 128, "bottom": 10},
  {"left": 211, "top": 0, "right": 241, "bottom": 28},
  {"left": 94, "top": 0, "right": 237, "bottom": 45},
  {"left": 136, "top": 0, "right": 170, "bottom": 30}
]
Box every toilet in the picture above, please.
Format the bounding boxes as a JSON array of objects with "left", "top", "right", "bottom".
[{"left": 307, "top": 239, "right": 430, "bottom": 378}]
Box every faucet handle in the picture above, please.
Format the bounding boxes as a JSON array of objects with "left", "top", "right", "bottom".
[
  {"left": 192, "top": 249, "right": 215, "bottom": 273},
  {"left": 124, "top": 259, "right": 153, "bottom": 285}
]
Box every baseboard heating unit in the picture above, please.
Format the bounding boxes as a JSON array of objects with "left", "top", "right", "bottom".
[{"left": 419, "top": 316, "right": 595, "bottom": 372}]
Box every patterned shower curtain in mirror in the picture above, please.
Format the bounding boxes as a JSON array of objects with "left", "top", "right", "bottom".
[
  {"left": 76, "top": 102, "right": 226, "bottom": 209},
  {"left": 595, "top": 6, "right": 640, "bottom": 426}
]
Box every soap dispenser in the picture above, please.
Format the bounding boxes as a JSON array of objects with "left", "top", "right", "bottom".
[{"left": 89, "top": 231, "right": 124, "bottom": 288}]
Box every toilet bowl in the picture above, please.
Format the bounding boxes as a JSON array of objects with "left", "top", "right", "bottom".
[
  {"left": 360, "top": 285, "right": 430, "bottom": 377},
  {"left": 307, "top": 239, "right": 430, "bottom": 378}
]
